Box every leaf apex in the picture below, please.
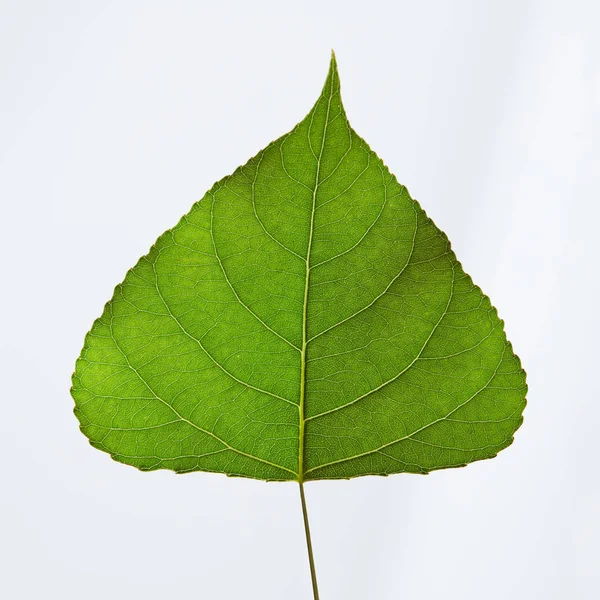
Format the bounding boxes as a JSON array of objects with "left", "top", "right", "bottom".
[
  {"left": 310, "top": 49, "right": 344, "bottom": 122},
  {"left": 330, "top": 49, "right": 339, "bottom": 74}
]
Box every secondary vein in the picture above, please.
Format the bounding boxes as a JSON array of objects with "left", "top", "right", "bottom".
[
  {"left": 209, "top": 189, "right": 301, "bottom": 351},
  {"left": 305, "top": 261, "right": 456, "bottom": 422},
  {"left": 148, "top": 262, "right": 297, "bottom": 407},
  {"left": 304, "top": 342, "right": 507, "bottom": 476},
  {"left": 106, "top": 304, "right": 296, "bottom": 477}
]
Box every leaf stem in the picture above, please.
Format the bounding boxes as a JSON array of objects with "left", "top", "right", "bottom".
[{"left": 299, "top": 482, "right": 320, "bottom": 600}]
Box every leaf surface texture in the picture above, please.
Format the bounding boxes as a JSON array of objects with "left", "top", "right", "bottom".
[{"left": 72, "top": 56, "right": 526, "bottom": 481}]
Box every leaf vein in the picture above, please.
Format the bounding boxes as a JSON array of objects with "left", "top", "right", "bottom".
[
  {"left": 105, "top": 304, "right": 297, "bottom": 477},
  {"left": 304, "top": 342, "right": 508, "bottom": 476}
]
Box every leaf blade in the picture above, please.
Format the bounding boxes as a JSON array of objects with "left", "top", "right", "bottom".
[{"left": 72, "top": 54, "right": 526, "bottom": 481}]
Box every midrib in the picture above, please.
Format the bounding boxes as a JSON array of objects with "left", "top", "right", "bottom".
[{"left": 298, "top": 75, "right": 335, "bottom": 482}]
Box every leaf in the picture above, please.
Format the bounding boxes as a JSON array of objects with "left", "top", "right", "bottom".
[{"left": 71, "top": 54, "right": 526, "bottom": 482}]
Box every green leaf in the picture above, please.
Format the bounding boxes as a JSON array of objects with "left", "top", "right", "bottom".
[{"left": 71, "top": 54, "right": 526, "bottom": 482}]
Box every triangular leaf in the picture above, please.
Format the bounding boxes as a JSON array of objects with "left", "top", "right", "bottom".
[{"left": 72, "top": 54, "right": 526, "bottom": 482}]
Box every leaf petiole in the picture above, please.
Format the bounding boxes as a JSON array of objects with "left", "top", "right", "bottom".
[{"left": 299, "top": 482, "right": 320, "bottom": 600}]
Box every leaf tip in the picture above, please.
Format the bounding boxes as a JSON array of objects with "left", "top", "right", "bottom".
[
  {"left": 328, "top": 49, "right": 339, "bottom": 82},
  {"left": 316, "top": 49, "right": 342, "bottom": 109}
]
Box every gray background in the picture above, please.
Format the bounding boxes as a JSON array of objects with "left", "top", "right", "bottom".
[{"left": 1, "top": 1, "right": 598, "bottom": 598}]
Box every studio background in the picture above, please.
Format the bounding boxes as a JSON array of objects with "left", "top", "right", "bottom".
[{"left": 1, "top": 1, "right": 598, "bottom": 599}]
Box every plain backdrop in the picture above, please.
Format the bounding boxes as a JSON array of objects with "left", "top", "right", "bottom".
[{"left": 1, "top": 1, "right": 598, "bottom": 599}]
